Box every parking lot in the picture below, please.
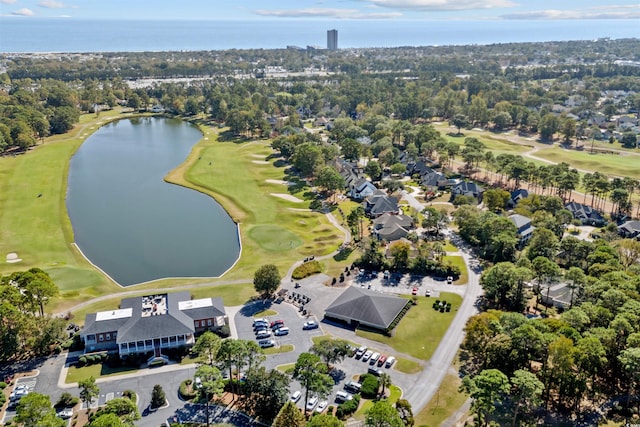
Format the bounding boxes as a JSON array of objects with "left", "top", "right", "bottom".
[
  {"left": 234, "top": 291, "right": 420, "bottom": 414},
  {"left": 2, "top": 377, "right": 37, "bottom": 424}
]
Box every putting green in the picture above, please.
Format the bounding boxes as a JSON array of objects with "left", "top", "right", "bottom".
[{"left": 248, "top": 224, "right": 303, "bottom": 251}]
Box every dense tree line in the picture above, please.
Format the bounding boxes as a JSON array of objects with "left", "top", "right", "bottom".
[{"left": 0, "top": 268, "right": 66, "bottom": 361}]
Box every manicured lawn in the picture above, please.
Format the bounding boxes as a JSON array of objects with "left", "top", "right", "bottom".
[
  {"left": 434, "top": 125, "right": 533, "bottom": 155},
  {"left": 443, "top": 255, "right": 468, "bottom": 285},
  {"left": 356, "top": 293, "right": 462, "bottom": 360},
  {"left": 168, "top": 132, "right": 347, "bottom": 281},
  {"left": 534, "top": 146, "right": 640, "bottom": 179},
  {"left": 443, "top": 240, "right": 458, "bottom": 252},
  {"left": 355, "top": 385, "right": 402, "bottom": 418},
  {"left": 414, "top": 372, "right": 468, "bottom": 427},
  {"left": 394, "top": 357, "right": 423, "bottom": 374},
  {"left": 65, "top": 363, "right": 138, "bottom": 384},
  {"left": 276, "top": 363, "right": 295, "bottom": 373},
  {"left": 253, "top": 309, "right": 278, "bottom": 317},
  {"left": 263, "top": 344, "right": 294, "bottom": 355}
]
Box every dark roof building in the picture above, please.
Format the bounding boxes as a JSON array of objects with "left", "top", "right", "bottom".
[
  {"left": 451, "top": 181, "right": 484, "bottom": 201},
  {"left": 363, "top": 191, "right": 399, "bottom": 217},
  {"left": 81, "top": 292, "right": 226, "bottom": 357},
  {"left": 565, "top": 201, "right": 606, "bottom": 226},
  {"left": 618, "top": 220, "right": 640, "bottom": 238},
  {"left": 324, "top": 287, "right": 411, "bottom": 332},
  {"left": 373, "top": 213, "right": 413, "bottom": 242}
]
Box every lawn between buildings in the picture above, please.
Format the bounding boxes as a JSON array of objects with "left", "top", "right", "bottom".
[
  {"left": 356, "top": 292, "right": 463, "bottom": 361},
  {"left": 0, "top": 112, "right": 349, "bottom": 314}
]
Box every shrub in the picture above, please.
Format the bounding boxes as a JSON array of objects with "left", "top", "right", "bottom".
[
  {"left": 150, "top": 384, "right": 166, "bottom": 409},
  {"left": 0, "top": 381, "right": 7, "bottom": 389},
  {"left": 179, "top": 380, "right": 197, "bottom": 400},
  {"left": 77, "top": 356, "right": 87, "bottom": 367},
  {"left": 360, "top": 374, "right": 379, "bottom": 399},
  {"left": 336, "top": 394, "right": 360, "bottom": 419},
  {"left": 214, "top": 324, "right": 231, "bottom": 338},
  {"left": 309, "top": 199, "right": 322, "bottom": 210},
  {"left": 55, "top": 392, "right": 79, "bottom": 408},
  {"left": 292, "top": 260, "right": 322, "bottom": 279}
]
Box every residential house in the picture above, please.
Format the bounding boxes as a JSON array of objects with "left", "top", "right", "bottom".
[
  {"left": 509, "top": 214, "right": 535, "bottom": 246},
  {"left": 451, "top": 181, "right": 484, "bottom": 202},
  {"left": 372, "top": 213, "right": 413, "bottom": 242},
  {"left": 507, "top": 189, "right": 529, "bottom": 208},
  {"left": 565, "top": 201, "right": 607, "bottom": 226},
  {"left": 81, "top": 292, "right": 226, "bottom": 358},
  {"left": 350, "top": 178, "right": 377, "bottom": 201},
  {"left": 618, "top": 220, "right": 640, "bottom": 239},
  {"left": 421, "top": 171, "right": 447, "bottom": 190},
  {"left": 313, "top": 117, "right": 330, "bottom": 127},
  {"left": 363, "top": 190, "right": 400, "bottom": 217}
]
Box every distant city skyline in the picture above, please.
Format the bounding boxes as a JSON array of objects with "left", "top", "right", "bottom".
[{"left": 1, "top": 0, "right": 640, "bottom": 21}]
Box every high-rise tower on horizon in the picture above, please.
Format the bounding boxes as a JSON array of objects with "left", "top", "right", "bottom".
[{"left": 327, "top": 29, "right": 338, "bottom": 50}]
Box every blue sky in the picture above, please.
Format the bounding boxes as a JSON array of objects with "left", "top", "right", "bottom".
[{"left": 1, "top": 0, "right": 640, "bottom": 20}]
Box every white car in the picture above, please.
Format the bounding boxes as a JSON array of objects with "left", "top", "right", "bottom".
[
  {"left": 369, "top": 352, "right": 380, "bottom": 364},
  {"left": 57, "top": 408, "right": 73, "bottom": 419},
  {"left": 362, "top": 350, "right": 373, "bottom": 361},
  {"left": 255, "top": 330, "right": 272, "bottom": 339},
  {"left": 335, "top": 391, "right": 353, "bottom": 402},
  {"left": 290, "top": 390, "right": 301, "bottom": 403},
  {"left": 306, "top": 396, "right": 319, "bottom": 411},
  {"left": 274, "top": 326, "right": 289, "bottom": 336},
  {"left": 315, "top": 400, "right": 328, "bottom": 413}
]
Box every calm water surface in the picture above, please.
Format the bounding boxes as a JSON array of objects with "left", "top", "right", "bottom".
[{"left": 66, "top": 117, "right": 240, "bottom": 286}]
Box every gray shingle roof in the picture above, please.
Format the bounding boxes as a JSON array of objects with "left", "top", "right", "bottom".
[
  {"left": 324, "top": 287, "right": 409, "bottom": 330},
  {"left": 181, "top": 297, "right": 226, "bottom": 321}
]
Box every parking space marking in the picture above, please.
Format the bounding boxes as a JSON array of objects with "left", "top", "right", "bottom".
[{"left": 105, "top": 392, "right": 114, "bottom": 402}]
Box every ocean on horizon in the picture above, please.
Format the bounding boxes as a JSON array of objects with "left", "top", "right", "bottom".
[{"left": 0, "top": 18, "right": 638, "bottom": 53}]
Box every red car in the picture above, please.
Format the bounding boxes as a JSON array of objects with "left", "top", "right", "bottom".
[
  {"left": 411, "top": 287, "right": 418, "bottom": 295},
  {"left": 377, "top": 355, "right": 387, "bottom": 366},
  {"left": 270, "top": 320, "right": 285, "bottom": 329}
]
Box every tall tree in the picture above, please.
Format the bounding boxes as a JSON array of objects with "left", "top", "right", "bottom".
[
  {"left": 310, "top": 339, "right": 351, "bottom": 370},
  {"left": 193, "top": 331, "right": 222, "bottom": 366},
  {"left": 150, "top": 384, "right": 166, "bottom": 409},
  {"left": 79, "top": 376, "right": 99, "bottom": 414},
  {"left": 306, "top": 414, "right": 345, "bottom": 426},
  {"left": 253, "top": 264, "right": 281, "bottom": 298},
  {"left": 15, "top": 393, "right": 64, "bottom": 427},
  {"left": 195, "top": 365, "right": 225, "bottom": 427},
  {"left": 365, "top": 400, "right": 404, "bottom": 427},
  {"left": 463, "top": 369, "right": 510, "bottom": 427},
  {"left": 293, "top": 352, "right": 334, "bottom": 415},
  {"left": 273, "top": 401, "right": 306, "bottom": 427},
  {"left": 510, "top": 369, "right": 544, "bottom": 427}
]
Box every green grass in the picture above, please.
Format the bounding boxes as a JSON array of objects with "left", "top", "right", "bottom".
[
  {"left": 443, "top": 255, "right": 468, "bottom": 285},
  {"left": 355, "top": 385, "right": 402, "bottom": 418},
  {"left": 394, "top": 357, "right": 423, "bottom": 374},
  {"left": 356, "top": 293, "right": 462, "bottom": 360},
  {"left": 276, "top": 363, "right": 295, "bottom": 373},
  {"left": 253, "top": 309, "right": 278, "bottom": 317},
  {"left": 263, "top": 344, "right": 294, "bottom": 355},
  {"left": 1, "top": 114, "right": 351, "bottom": 314},
  {"left": 443, "top": 240, "right": 458, "bottom": 252},
  {"left": 434, "top": 125, "right": 533, "bottom": 156},
  {"left": 414, "top": 372, "right": 468, "bottom": 427},
  {"left": 534, "top": 146, "right": 640, "bottom": 179},
  {"left": 65, "top": 363, "right": 138, "bottom": 383}
]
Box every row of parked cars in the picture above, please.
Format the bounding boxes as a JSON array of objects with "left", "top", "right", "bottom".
[
  {"left": 354, "top": 345, "right": 395, "bottom": 375},
  {"left": 253, "top": 318, "right": 290, "bottom": 348}
]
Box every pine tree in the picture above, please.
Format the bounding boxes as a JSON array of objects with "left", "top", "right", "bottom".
[{"left": 150, "top": 384, "right": 166, "bottom": 409}]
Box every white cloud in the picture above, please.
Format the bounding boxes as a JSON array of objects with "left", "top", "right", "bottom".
[
  {"left": 363, "top": 0, "right": 516, "bottom": 11},
  {"left": 12, "top": 7, "right": 35, "bottom": 15},
  {"left": 502, "top": 5, "right": 640, "bottom": 20},
  {"left": 38, "top": 0, "right": 66, "bottom": 8},
  {"left": 0, "top": 0, "right": 18, "bottom": 4},
  {"left": 255, "top": 7, "right": 402, "bottom": 19}
]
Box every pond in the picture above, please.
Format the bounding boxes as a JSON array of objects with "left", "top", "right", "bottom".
[{"left": 66, "top": 117, "right": 240, "bottom": 286}]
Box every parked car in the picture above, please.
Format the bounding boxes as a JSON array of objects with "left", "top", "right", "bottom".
[
  {"left": 335, "top": 391, "right": 353, "bottom": 402},
  {"left": 194, "top": 376, "right": 202, "bottom": 389},
  {"left": 56, "top": 408, "right": 73, "bottom": 419},
  {"left": 411, "top": 287, "right": 418, "bottom": 295},
  {"left": 258, "top": 339, "right": 275, "bottom": 348},
  {"left": 256, "top": 330, "right": 272, "bottom": 339},
  {"left": 290, "top": 390, "right": 301, "bottom": 402},
  {"left": 306, "top": 396, "right": 319, "bottom": 411},
  {"left": 377, "top": 355, "right": 387, "bottom": 366},
  {"left": 385, "top": 356, "right": 396, "bottom": 368},
  {"left": 303, "top": 320, "right": 319, "bottom": 330},
  {"left": 368, "top": 367, "right": 382, "bottom": 376},
  {"left": 254, "top": 325, "right": 268, "bottom": 333},
  {"left": 315, "top": 400, "right": 328, "bottom": 413},
  {"left": 362, "top": 350, "right": 373, "bottom": 361},
  {"left": 270, "top": 320, "right": 285, "bottom": 329},
  {"left": 274, "top": 326, "right": 289, "bottom": 336},
  {"left": 355, "top": 346, "right": 367, "bottom": 359},
  {"left": 447, "top": 276, "right": 453, "bottom": 284},
  {"left": 344, "top": 381, "right": 361, "bottom": 393},
  {"left": 253, "top": 318, "right": 268, "bottom": 325},
  {"left": 370, "top": 352, "right": 380, "bottom": 364}
]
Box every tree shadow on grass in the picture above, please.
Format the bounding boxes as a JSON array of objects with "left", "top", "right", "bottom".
[{"left": 238, "top": 300, "right": 273, "bottom": 317}]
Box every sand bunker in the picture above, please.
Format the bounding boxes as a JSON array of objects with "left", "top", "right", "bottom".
[
  {"left": 6, "top": 253, "right": 22, "bottom": 263},
  {"left": 250, "top": 154, "right": 266, "bottom": 159},
  {"left": 251, "top": 160, "right": 270, "bottom": 165},
  {"left": 266, "top": 179, "right": 292, "bottom": 185},
  {"left": 271, "top": 193, "right": 304, "bottom": 203}
]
